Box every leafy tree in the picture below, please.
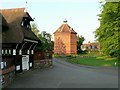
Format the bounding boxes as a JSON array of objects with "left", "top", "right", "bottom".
[
  {"left": 95, "top": 2, "right": 120, "bottom": 57},
  {"left": 31, "top": 23, "right": 39, "bottom": 37},
  {"left": 38, "top": 31, "right": 54, "bottom": 52},
  {"left": 77, "top": 35, "right": 85, "bottom": 54},
  {"left": 31, "top": 23, "right": 54, "bottom": 52}
]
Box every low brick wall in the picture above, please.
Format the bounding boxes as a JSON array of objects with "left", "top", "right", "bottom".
[
  {"left": 0, "top": 66, "right": 15, "bottom": 88},
  {"left": 34, "top": 59, "right": 53, "bottom": 69}
]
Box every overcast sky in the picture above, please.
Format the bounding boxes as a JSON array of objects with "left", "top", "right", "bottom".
[{"left": 0, "top": 0, "right": 101, "bottom": 43}]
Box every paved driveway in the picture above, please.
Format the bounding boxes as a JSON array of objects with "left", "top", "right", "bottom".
[{"left": 8, "top": 58, "right": 118, "bottom": 88}]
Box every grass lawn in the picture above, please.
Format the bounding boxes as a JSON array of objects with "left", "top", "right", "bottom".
[
  {"left": 54, "top": 54, "right": 119, "bottom": 67},
  {"left": 66, "top": 56, "right": 118, "bottom": 67}
]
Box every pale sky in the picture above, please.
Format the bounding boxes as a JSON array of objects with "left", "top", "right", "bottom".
[{"left": 0, "top": 0, "right": 101, "bottom": 43}]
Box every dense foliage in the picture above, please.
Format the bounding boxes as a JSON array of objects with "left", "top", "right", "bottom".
[
  {"left": 31, "top": 23, "right": 54, "bottom": 52},
  {"left": 95, "top": 2, "right": 120, "bottom": 57},
  {"left": 38, "top": 31, "right": 54, "bottom": 52},
  {"left": 31, "top": 23, "right": 39, "bottom": 37},
  {"left": 77, "top": 35, "right": 85, "bottom": 54}
]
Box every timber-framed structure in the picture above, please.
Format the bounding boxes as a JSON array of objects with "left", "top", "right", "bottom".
[{"left": 0, "top": 8, "right": 40, "bottom": 87}]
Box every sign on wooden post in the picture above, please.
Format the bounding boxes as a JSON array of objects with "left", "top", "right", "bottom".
[
  {"left": 13, "top": 49, "right": 16, "bottom": 55},
  {"left": 31, "top": 50, "right": 34, "bottom": 54},
  {"left": 2, "top": 50, "right": 4, "bottom": 54},
  {"left": 19, "top": 50, "right": 22, "bottom": 55},
  {"left": 27, "top": 50, "right": 30, "bottom": 54},
  {"left": 9, "top": 50, "right": 11, "bottom": 55}
]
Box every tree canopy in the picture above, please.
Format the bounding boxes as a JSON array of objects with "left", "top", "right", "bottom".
[
  {"left": 31, "top": 23, "right": 39, "bottom": 37},
  {"left": 38, "top": 31, "right": 54, "bottom": 52},
  {"left": 31, "top": 23, "right": 54, "bottom": 52},
  {"left": 77, "top": 35, "right": 85, "bottom": 54},
  {"left": 95, "top": 2, "right": 120, "bottom": 57}
]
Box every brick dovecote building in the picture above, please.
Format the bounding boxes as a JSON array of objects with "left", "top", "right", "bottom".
[{"left": 54, "top": 21, "right": 77, "bottom": 55}]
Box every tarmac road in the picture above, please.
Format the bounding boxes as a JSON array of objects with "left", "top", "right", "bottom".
[{"left": 8, "top": 58, "right": 118, "bottom": 88}]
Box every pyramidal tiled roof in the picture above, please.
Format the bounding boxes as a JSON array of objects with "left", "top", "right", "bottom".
[{"left": 54, "top": 21, "right": 77, "bottom": 34}]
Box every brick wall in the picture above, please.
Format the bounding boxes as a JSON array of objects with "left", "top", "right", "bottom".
[
  {"left": 33, "top": 51, "right": 45, "bottom": 60},
  {"left": 34, "top": 59, "right": 53, "bottom": 69},
  {"left": 54, "top": 32, "right": 77, "bottom": 55},
  {"left": 1, "top": 66, "right": 15, "bottom": 88},
  {"left": 70, "top": 33, "right": 77, "bottom": 54}
]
